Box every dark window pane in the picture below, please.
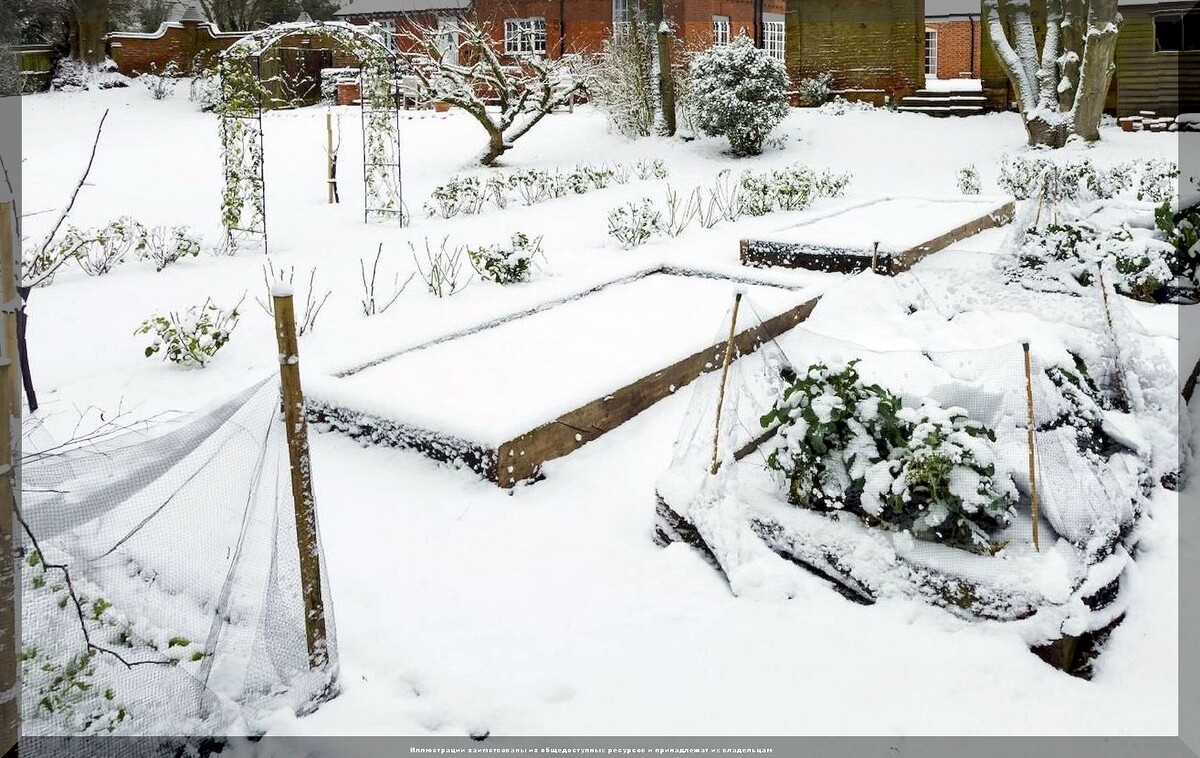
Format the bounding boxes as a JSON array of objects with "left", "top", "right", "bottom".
[
  {"left": 1157, "top": 14, "right": 1184, "bottom": 52},
  {"left": 1186, "top": 12, "right": 1200, "bottom": 51}
]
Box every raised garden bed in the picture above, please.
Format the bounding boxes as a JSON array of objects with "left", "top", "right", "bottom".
[
  {"left": 308, "top": 268, "right": 823, "bottom": 487},
  {"left": 740, "top": 197, "right": 1016, "bottom": 275}
]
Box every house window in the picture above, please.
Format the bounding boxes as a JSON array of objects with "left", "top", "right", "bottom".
[
  {"left": 925, "top": 28, "right": 938, "bottom": 77},
  {"left": 1155, "top": 13, "right": 1200, "bottom": 52},
  {"left": 612, "top": 0, "right": 631, "bottom": 38},
  {"left": 505, "top": 17, "right": 547, "bottom": 55},
  {"left": 437, "top": 17, "right": 459, "bottom": 66},
  {"left": 712, "top": 16, "right": 730, "bottom": 46},
  {"left": 371, "top": 19, "right": 397, "bottom": 52},
  {"left": 764, "top": 20, "right": 785, "bottom": 61}
]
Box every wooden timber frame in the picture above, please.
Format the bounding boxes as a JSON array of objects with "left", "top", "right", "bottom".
[
  {"left": 309, "top": 266, "right": 823, "bottom": 488},
  {"left": 740, "top": 200, "right": 1016, "bottom": 275}
]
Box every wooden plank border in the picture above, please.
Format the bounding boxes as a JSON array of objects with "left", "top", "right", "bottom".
[{"left": 740, "top": 200, "right": 1016, "bottom": 275}]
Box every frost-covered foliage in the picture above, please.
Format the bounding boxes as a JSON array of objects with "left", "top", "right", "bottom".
[
  {"left": 957, "top": 165, "right": 982, "bottom": 195},
  {"left": 137, "top": 299, "right": 241, "bottom": 367},
  {"left": 817, "top": 96, "right": 877, "bottom": 116},
  {"left": 608, "top": 198, "right": 664, "bottom": 248},
  {"left": 997, "top": 154, "right": 1176, "bottom": 203},
  {"left": 426, "top": 161, "right": 665, "bottom": 218},
  {"left": 139, "top": 61, "right": 179, "bottom": 100},
  {"left": 51, "top": 59, "right": 130, "bottom": 91},
  {"left": 26, "top": 219, "right": 203, "bottom": 284},
  {"left": 1159, "top": 202, "right": 1200, "bottom": 279},
  {"left": 1005, "top": 217, "right": 1179, "bottom": 301},
  {"left": 74, "top": 218, "right": 149, "bottom": 276},
  {"left": 761, "top": 361, "right": 1015, "bottom": 552},
  {"left": 796, "top": 72, "right": 834, "bottom": 107},
  {"left": 468, "top": 232, "right": 542, "bottom": 284},
  {"left": 863, "top": 405, "right": 1017, "bottom": 550},
  {"left": 687, "top": 34, "right": 789, "bottom": 157},
  {"left": 585, "top": 12, "right": 658, "bottom": 137},
  {"left": 741, "top": 164, "right": 851, "bottom": 214},
  {"left": 189, "top": 65, "right": 222, "bottom": 112}
]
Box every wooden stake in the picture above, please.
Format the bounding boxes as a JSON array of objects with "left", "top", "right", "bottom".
[
  {"left": 325, "top": 112, "right": 335, "bottom": 205},
  {"left": 1022, "top": 341, "right": 1041, "bottom": 552},
  {"left": 0, "top": 202, "right": 20, "bottom": 750},
  {"left": 273, "top": 291, "right": 329, "bottom": 668},
  {"left": 711, "top": 293, "right": 743, "bottom": 475},
  {"left": 871, "top": 241, "right": 880, "bottom": 274}
]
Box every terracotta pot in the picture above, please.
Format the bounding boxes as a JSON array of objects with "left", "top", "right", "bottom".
[
  {"left": 433, "top": 101, "right": 451, "bottom": 113},
  {"left": 335, "top": 81, "right": 359, "bottom": 106},
  {"left": 1119, "top": 119, "right": 1135, "bottom": 132}
]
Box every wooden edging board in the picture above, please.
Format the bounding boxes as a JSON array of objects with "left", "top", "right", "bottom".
[
  {"left": 740, "top": 200, "right": 1016, "bottom": 275},
  {"left": 310, "top": 266, "right": 823, "bottom": 488}
]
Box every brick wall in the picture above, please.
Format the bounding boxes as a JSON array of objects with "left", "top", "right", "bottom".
[
  {"left": 108, "top": 20, "right": 247, "bottom": 76},
  {"left": 786, "top": 0, "right": 924, "bottom": 102},
  {"left": 925, "top": 17, "right": 980, "bottom": 80}
]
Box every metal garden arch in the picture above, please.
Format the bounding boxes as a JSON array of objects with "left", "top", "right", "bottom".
[{"left": 217, "top": 21, "right": 406, "bottom": 252}]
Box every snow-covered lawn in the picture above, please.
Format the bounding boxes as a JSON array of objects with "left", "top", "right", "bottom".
[{"left": 19, "top": 86, "right": 1185, "bottom": 736}]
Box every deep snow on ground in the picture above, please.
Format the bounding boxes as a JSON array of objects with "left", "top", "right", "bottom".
[{"left": 19, "top": 85, "right": 1183, "bottom": 736}]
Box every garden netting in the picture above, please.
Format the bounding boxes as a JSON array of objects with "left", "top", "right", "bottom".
[
  {"left": 663, "top": 290, "right": 1143, "bottom": 594},
  {"left": 19, "top": 378, "right": 339, "bottom": 740}
]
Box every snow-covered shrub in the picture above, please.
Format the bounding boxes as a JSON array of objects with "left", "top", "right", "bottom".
[
  {"left": 412, "top": 237, "right": 469, "bottom": 297},
  {"left": 1099, "top": 227, "right": 1176, "bottom": 301},
  {"left": 1158, "top": 202, "right": 1200, "bottom": 280},
  {"left": 485, "top": 174, "right": 511, "bottom": 210},
  {"left": 566, "top": 168, "right": 592, "bottom": 195},
  {"left": 608, "top": 198, "right": 664, "bottom": 248},
  {"left": 52, "top": 58, "right": 129, "bottom": 91},
  {"left": 739, "top": 172, "right": 776, "bottom": 216},
  {"left": 997, "top": 154, "right": 1055, "bottom": 200},
  {"left": 762, "top": 361, "right": 1015, "bottom": 552},
  {"left": 468, "top": 232, "right": 542, "bottom": 284},
  {"left": 585, "top": 164, "right": 615, "bottom": 189},
  {"left": 586, "top": 13, "right": 658, "bottom": 137},
  {"left": 862, "top": 405, "right": 1017, "bottom": 551},
  {"left": 687, "top": 34, "right": 790, "bottom": 157},
  {"left": 142, "top": 226, "right": 202, "bottom": 271},
  {"left": 1138, "top": 159, "right": 1180, "bottom": 203},
  {"left": 612, "top": 163, "right": 632, "bottom": 184},
  {"left": 76, "top": 218, "right": 149, "bottom": 276},
  {"left": 189, "top": 66, "right": 221, "bottom": 112},
  {"left": 425, "top": 176, "right": 486, "bottom": 217},
  {"left": 814, "top": 168, "right": 852, "bottom": 199},
  {"left": 139, "top": 61, "right": 179, "bottom": 100},
  {"left": 796, "top": 72, "right": 834, "bottom": 107},
  {"left": 762, "top": 361, "right": 906, "bottom": 512},
  {"left": 957, "top": 165, "right": 982, "bottom": 195},
  {"left": 817, "top": 96, "right": 876, "bottom": 116},
  {"left": 635, "top": 158, "right": 669, "bottom": 181},
  {"left": 137, "top": 298, "right": 241, "bottom": 367},
  {"left": 1087, "top": 160, "right": 1137, "bottom": 200}
]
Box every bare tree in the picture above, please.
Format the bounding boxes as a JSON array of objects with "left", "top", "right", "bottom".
[
  {"left": 401, "top": 18, "right": 586, "bottom": 166},
  {"left": 984, "top": 0, "right": 1121, "bottom": 147}
]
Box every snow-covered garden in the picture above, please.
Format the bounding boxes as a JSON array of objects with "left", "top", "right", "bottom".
[{"left": 15, "top": 44, "right": 1191, "bottom": 738}]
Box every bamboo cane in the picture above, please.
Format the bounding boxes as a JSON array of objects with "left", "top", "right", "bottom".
[
  {"left": 273, "top": 290, "right": 329, "bottom": 668},
  {"left": 325, "top": 112, "right": 335, "bottom": 205},
  {"left": 711, "top": 293, "right": 743, "bottom": 475},
  {"left": 0, "top": 202, "right": 20, "bottom": 749},
  {"left": 1022, "top": 341, "right": 1040, "bottom": 552}
]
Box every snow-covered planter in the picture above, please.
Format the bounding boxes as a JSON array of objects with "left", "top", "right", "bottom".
[
  {"left": 957, "top": 165, "right": 982, "bottom": 195},
  {"left": 761, "top": 361, "right": 1015, "bottom": 552},
  {"left": 862, "top": 405, "right": 1017, "bottom": 551},
  {"left": 687, "top": 34, "right": 790, "bottom": 157},
  {"left": 468, "top": 232, "right": 542, "bottom": 284},
  {"left": 796, "top": 72, "right": 834, "bottom": 107},
  {"left": 137, "top": 299, "right": 241, "bottom": 368},
  {"left": 608, "top": 198, "right": 664, "bottom": 248}
]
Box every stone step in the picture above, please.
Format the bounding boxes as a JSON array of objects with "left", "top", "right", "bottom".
[
  {"left": 897, "top": 104, "right": 986, "bottom": 117},
  {"left": 902, "top": 96, "right": 988, "bottom": 106},
  {"left": 913, "top": 89, "right": 986, "bottom": 99}
]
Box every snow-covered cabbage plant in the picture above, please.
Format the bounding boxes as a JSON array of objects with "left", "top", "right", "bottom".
[
  {"left": 139, "top": 61, "right": 180, "bottom": 100},
  {"left": 608, "top": 198, "right": 664, "bottom": 248},
  {"left": 687, "top": 34, "right": 790, "bottom": 157},
  {"left": 468, "top": 232, "right": 542, "bottom": 284},
  {"left": 761, "top": 361, "right": 1015, "bottom": 552},
  {"left": 137, "top": 298, "right": 241, "bottom": 367},
  {"left": 862, "top": 405, "right": 1017, "bottom": 551},
  {"left": 796, "top": 72, "right": 834, "bottom": 107},
  {"left": 142, "top": 226, "right": 203, "bottom": 272},
  {"left": 957, "top": 165, "right": 982, "bottom": 195}
]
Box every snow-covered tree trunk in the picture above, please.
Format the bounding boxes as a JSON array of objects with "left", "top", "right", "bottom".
[
  {"left": 403, "top": 20, "right": 585, "bottom": 166},
  {"left": 984, "top": 0, "right": 1120, "bottom": 147}
]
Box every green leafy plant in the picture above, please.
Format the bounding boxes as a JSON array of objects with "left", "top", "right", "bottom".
[
  {"left": 137, "top": 298, "right": 242, "bottom": 367},
  {"left": 468, "top": 232, "right": 542, "bottom": 284},
  {"left": 607, "top": 198, "right": 664, "bottom": 248}
]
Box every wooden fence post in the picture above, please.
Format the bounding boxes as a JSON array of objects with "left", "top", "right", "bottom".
[
  {"left": 1022, "top": 341, "right": 1041, "bottom": 552},
  {"left": 273, "top": 289, "right": 329, "bottom": 668},
  {"left": 325, "top": 112, "right": 335, "bottom": 205},
  {"left": 0, "top": 201, "right": 21, "bottom": 751},
  {"left": 711, "top": 292, "right": 743, "bottom": 475}
]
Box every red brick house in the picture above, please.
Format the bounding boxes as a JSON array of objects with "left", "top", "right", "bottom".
[
  {"left": 924, "top": 0, "right": 981, "bottom": 81},
  {"left": 332, "top": 0, "right": 789, "bottom": 62}
]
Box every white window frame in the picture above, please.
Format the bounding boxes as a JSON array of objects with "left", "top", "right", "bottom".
[
  {"left": 505, "top": 17, "right": 547, "bottom": 55},
  {"left": 371, "top": 19, "right": 398, "bottom": 52},
  {"left": 764, "top": 20, "right": 785, "bottom": 61},
  {"left": 712, "top": 16, "right": 730, "bottom": 46},
  {"left": 925, "top": 28, "right": 938, "bottom": 77}
]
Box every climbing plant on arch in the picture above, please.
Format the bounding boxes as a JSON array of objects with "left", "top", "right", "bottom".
[{"left": 217, "top": 21, "right": 406, "bottom": 252}]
